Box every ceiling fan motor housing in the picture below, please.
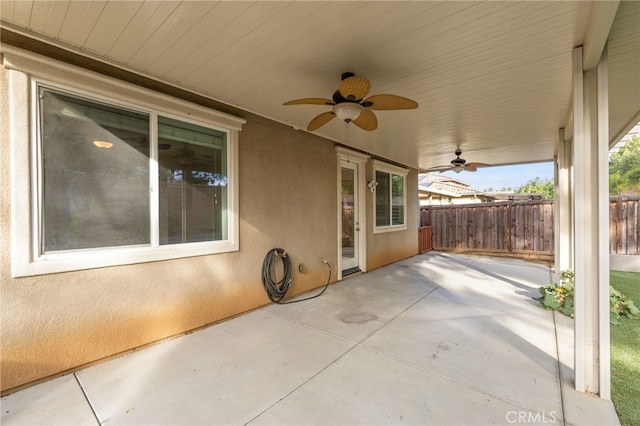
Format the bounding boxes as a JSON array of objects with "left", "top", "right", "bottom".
[
  {"left": 341, "top": 71, "right": 356, "bottom": 80},
  {"left": 451, "top": 149, "right": 466, "bottom": 166}
]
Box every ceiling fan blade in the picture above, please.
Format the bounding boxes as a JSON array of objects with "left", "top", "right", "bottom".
[
  {"left": 465, "top": 165, "right": 478, "bottom": 172},
  {"left": 352, "top": 109, "right": 378, "bottom": 131},
  {"left": 338, "top": 76, "right": 370, "bottom": 101},
  {"left": 283, "top": 98, "right": 334, "bottom": 106},
  {"left": 307, "top": 111, "right": 336, "bottom": 131},
  {"left": 426, "top": 166, "right": 452, "bottom": 172},
  {"left": 466, "top": 162, "right": 490, "bottom": 168},
  {"left": 363, "top": 94, "right": 418, "bottom": 110}
]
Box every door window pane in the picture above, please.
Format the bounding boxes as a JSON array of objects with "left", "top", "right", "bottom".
[
  {"left": 41, "top": 90, "right": 150, "bottom": 251},
  {"left": 341, "top": 167, "right": 355, "bottom": 259},
  {"left": 158, "top": 116, "right": 228, "bottom": 245}
]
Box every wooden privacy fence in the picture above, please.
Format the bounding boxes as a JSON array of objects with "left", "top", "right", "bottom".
[
  {"left": 610, "top": 196, "right": 640, "bottom": 255},
  {"left": 420, "top": 201, "right": 554, "bottom": 261},
  {"left": 420, "top": 196, "right": 640, "bottom": 259}
]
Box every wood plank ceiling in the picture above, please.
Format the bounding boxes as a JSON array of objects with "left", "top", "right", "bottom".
[{"left": 1, "top": 1, "right": 638, "bottom": 170}]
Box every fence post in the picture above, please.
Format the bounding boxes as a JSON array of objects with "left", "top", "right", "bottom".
[{"left": 507, "top": 202, "right": 513, "bottom": 253}]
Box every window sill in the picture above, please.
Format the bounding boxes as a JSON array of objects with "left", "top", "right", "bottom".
[
  {"left": 373, "top": 225, "right": 408, "bottom": 234},
  {"left": 12, "top": 241, "right": 239, "bottom": 277}
]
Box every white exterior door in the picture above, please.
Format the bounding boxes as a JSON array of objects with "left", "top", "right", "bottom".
[{"left": 340, "top": 160, "right": 360, "bottom": 272}]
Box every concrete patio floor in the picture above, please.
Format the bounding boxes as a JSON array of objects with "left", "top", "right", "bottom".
[{"left": 1, "top": 252, "right": 620, "bottom": 425}]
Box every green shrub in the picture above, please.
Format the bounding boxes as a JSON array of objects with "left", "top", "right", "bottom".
[
  {"left": 536, "top": 270, "right": 639, "bottom": 325},
  {"left": 537, "top": 270, "right": 575, "bottom": 317},
  {"left": 610, "top": 286, "right": 640, "bottom": 325}
]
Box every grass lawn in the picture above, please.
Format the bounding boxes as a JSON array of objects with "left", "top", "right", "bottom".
[{"left": 610, "top": 270, "right": 640, "bottom": 426}]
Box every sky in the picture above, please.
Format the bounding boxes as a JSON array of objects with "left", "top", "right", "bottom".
[
  {"left": 432, "top": 123, "right": 638, "bottom": 192},
  {"left": 438, "top": 161, "right": 554, "bottom": 192}
]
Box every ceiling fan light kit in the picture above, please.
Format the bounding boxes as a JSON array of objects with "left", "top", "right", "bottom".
[
  {"left": 333, "top": 102, "right": 363, "bottom": 122},
  {"left": 283, "top": 72, "right": 418, "bottom": 132},
  {"left": 93, "top": 140, "right": 113, "bottom": 149}
]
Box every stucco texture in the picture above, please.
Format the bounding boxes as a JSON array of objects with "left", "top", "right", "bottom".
[
  {"left": 0, "top": 57, "right": 417, "bottom": 393},
  {"left": 366, "top": 165, "right": 420, "bottom": 270}
]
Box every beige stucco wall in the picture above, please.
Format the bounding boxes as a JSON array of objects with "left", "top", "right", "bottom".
[
  {"left": 0, "top": 51, "right": 418, "bottom": 393},
  {"left": 366, "top": 164, "right": 420, "bottom": 270}
]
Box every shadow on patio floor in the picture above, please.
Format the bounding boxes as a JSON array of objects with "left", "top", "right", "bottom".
[{"left": 1, "top": 252, "right": 619, "bottom": 426}]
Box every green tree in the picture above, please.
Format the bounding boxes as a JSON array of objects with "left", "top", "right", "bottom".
[
  {"left": 610, "top": 135, "right": 640, "bottom": 195},
  {"left": 515, "top": 177, "right": 555, "bottom": 199}
]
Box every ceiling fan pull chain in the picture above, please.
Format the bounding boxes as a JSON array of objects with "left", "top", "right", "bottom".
[{"left": 344, "top": 121, "right": 350, "bottom": 144}]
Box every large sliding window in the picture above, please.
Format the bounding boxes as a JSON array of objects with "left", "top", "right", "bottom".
[
  {"left": 373, "top": 160, "right": 408, "bottom": 232},
  {"left": 41, "top": 89, "right": 152, "bottom": 251},
  {"left": 23, "top": 82, "right": 241, "bottom": 275}
]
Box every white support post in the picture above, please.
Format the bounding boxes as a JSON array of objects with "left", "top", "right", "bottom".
[
  {"left": 555, "top": 128, "right": 573, "bottom": 273},
  {"left": 572, "top": 46, "right": 588, "bottom": 393},
  {"left": 596, "top": 48, "right": 611, "bottom": 400},
  {"left": 572, "top": 45, "right": 611, "bottom": 398},
  {"left": 554, "top": 151, "right": 560, "bottom": 271}
]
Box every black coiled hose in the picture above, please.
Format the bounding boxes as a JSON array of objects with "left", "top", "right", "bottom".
[{"left": 261, "top": 248, "right": 331, "bottom": 304}]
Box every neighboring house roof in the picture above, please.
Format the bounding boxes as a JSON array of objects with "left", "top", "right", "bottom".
[
  {"left": 616, "top": 189, "right": 640, "bottom": 197},
  {"left": 419, "top": 174, "right": 547, "bottom": 202},
  {"left": 418, "top": 173, "right": 481, "bottom": 198}
]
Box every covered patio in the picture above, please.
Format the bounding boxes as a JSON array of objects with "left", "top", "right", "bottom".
[
  {"left": 1, "top": 0, "right": 639, "bottom": 406},
  {"left": 1, "top": 253, "right": 619, "bottom": 425}
]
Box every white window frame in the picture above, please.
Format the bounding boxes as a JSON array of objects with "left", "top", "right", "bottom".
[
  {"left": 372, "top": 159, "right": 408, "bottom": 234},
  {"left": 5, "top": 47, "right": 245, "bottom": 277}
]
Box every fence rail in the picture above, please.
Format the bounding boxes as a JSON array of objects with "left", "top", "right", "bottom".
[{"left": 420, "top": 196, "right": 640, "bottom": 258}]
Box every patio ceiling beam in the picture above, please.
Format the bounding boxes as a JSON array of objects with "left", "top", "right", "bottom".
[
  {"left": 563, "top": 1, "right": 619, "bottom": 143},
  {"left": 583, "top": 1, "right": 620, "bottom": 71}
]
